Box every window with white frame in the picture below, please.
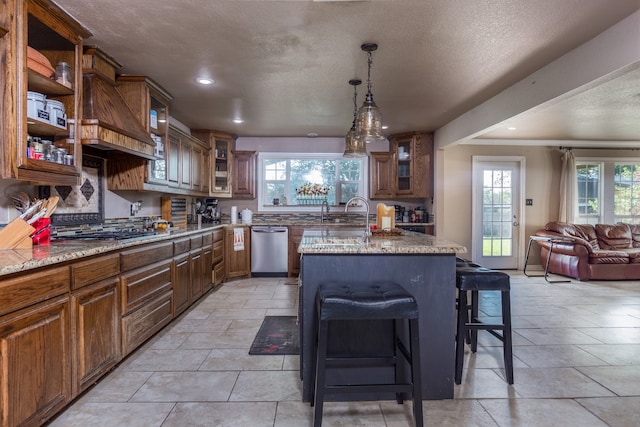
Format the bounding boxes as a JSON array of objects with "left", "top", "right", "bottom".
[
  {"left": 258, "top": 153, "right": 367, "bottom": 211},
  {"left": 576, "top": 159, "right": 640, "bottom": 224}
]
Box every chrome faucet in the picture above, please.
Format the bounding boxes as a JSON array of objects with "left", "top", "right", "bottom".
[
  {"left": 320, "top": 200, "right": 330, "bottom": 223},
  {"left": 345, "top": 196, "right": 370, "bottom": 241}
]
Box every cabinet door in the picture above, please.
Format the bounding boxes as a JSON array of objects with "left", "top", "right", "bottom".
[
  {"left": 190, "top": 248, "right": 204, "bottom": 301},
  {"left": 410, "top": 133, "right": 434, "bottom": 198},
  {"left": 71, "top": 277, "right": 120, "bottom": 395},
  {"left": 167, "top": 132, "right": 180, "bottom": 187},
  {"left": 0, "top": 295, "right": 71, "bottom": 427},
  {"left": 181, "top": 139, "right": 192, "bottom": 188},
  {"left": 369, "top": 152, "right": 395, "bottom": 199},
  {"left": 232, "top": 151, "right": 256, "bottom": 199},
  {"left": 288, "top": 226, "right": 304, "bottom": 276},
  {"left": 173, "top": 253, "right": 191, "bottom": 316},
  {"left": 225, "top": 228, "right": 251, "bottom": 279},
  {"left": 191, "top": 143, "right": 203, "bottom": 191},
  {"left": 202, "top": 243, "right": 213, "bottom": 293}
]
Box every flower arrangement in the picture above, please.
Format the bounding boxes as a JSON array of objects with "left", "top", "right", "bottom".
[
  {"left": 296, "top": 183, "right": 332, "bottom": 196},
  {"left": 296, "top": 183, "right": 332, "bottom": 205}
]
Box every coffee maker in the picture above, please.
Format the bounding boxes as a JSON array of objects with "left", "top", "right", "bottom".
[{"left": 197, "top": 198, "right": 220, "bottom": 223}]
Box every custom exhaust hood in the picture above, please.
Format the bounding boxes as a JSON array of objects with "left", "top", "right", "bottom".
[{"left": 80, "top": 47, "right": 156, "bottom": 160}]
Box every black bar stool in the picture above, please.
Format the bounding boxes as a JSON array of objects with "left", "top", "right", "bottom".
[
  {"left": 455, "top": 264, "right": 514, "bottom": 385},
  {"left": 312, "top": 281, "right": 423, "bottom": 427}
]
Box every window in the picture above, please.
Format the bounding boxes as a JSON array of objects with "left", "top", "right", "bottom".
[
  {"left": 576, "top": 159, "right": 640, "bottom": 224},
  {"left": 257, "top": 153, "right": 367, "bottom": 211}
]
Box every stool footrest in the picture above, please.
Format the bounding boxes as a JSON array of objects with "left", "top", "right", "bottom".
[
  {"left": 326, "top": 356, "right": 397, "bottom": 368},
  {"left": 325, "top": 384, "right": 415, "bottom": 395}
]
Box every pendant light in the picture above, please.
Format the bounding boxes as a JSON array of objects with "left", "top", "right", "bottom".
[
  {"left": 355, "top": 43, "right": 386, "bottom": 143},
  {"left": 343, "top": 79, "right": 367, "bottom": 157}
]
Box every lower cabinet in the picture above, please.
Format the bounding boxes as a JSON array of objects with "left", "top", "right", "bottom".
[
  {"left": 225, "top": 227, "right": 251, "bottom": 279},
  {"left": 213, "top": 229, "right": 225, "bottom": 285},
  {"left": 190, "top": 234, "right": 204, "bottom": 301},
  {"left": 202, "top": 232, "right": 214, "bottom": 293},
  {"left": 288, "top": 226, "right": 304, "bottom": 277},
  {"left": 0, "top": 295, "right": 71, "bottom": 427},
  {"left": 173, "top": 237, "right": 192, "bottom": 316}
]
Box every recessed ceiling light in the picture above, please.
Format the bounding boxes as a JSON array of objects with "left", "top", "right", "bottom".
[
  {"left": 195, "top": 77, "right": 215, "bottom": 85},
  {"left": 382, "top": 125, "right": 389, "bottom": 130},
  {"left": 507, "top": 126, "right": 517, "bottom": 130},
  {"left": 307, "top": 132, "right": 318, "bottom": 138},
  {"left": 233, "top": 119, "right": 244, "bottom": 124}
]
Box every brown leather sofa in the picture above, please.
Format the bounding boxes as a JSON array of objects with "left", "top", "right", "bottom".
[{"left": 534, "top": 222, "right": 640, "bottom": 281}]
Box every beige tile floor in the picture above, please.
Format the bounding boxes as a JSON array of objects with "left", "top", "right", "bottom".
[{"left": 48, "top": 272, "right": 640, "bottom": 426}]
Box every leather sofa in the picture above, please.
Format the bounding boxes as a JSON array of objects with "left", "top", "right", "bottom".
[{"left": 534, "top": 221, "right": 640, "bottom": 281}]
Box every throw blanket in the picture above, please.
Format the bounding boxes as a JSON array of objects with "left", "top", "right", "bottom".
[{"left": 233, "top": 228, "right": 244, "bottom": 251}]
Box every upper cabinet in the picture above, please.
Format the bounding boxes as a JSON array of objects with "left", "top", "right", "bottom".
[
  {"left": 0, "top": 0, "right": 90, "bottom": 186},
  {"left": 192, "top": 130, "right": 235, "bottom": 198},
  {"left": 115, "top": 75, "right": 172, "bottom": 185},
  {"left": 370, "top": 131, "right": 434, "bottom": 199},
  {"left": 232, "top": 150, "right": 256, "bottom": 199}
]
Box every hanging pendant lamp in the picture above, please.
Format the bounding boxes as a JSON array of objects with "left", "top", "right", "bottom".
[
  {"left": 355, "top": 43, "right": 386, "bottom": 143},
  {"left": 343, "top": 79, "right": 367, "bottom": 157}
]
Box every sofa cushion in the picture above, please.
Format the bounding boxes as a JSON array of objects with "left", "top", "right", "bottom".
[
  {"left": 625, "top": 248, "right": 640, "bottom": 263},
  {"left": 545, "top": 222, "right": 599, "bottom": 250},
  {"left": 596, "top": 223, "right": 632, "bottom": 249},
  {"left": 589, "top": 249, "right": 630, "bottom": 264},
  {"left": 624, "top": 223, "right": 640, "bottom": 248}
]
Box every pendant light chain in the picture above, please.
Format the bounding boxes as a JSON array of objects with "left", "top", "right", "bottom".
[
  {"left": 365, "top": 50, "right": 373, "bottom": 101},
  {"left": 351, "top": 81, "right": 358, "bottom": 130}
]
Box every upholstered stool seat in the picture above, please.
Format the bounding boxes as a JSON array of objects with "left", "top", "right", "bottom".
[
  {"left": 312, "top": 281, "right": 423, "bottom": 427},
  {"left": 455, "top": 264, "right": 514, "bottom": 385}
]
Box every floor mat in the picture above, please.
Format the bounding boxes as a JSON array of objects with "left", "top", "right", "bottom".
[{"left": 249, "top": 316, "right": 300, "bottom": 355}]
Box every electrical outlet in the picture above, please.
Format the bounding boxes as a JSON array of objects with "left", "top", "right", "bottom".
[{"left": 526, "top": 199, "right": 533, "bottom": 206}]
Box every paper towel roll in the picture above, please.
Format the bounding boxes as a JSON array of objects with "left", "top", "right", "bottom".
[{"left": 231, "top": 206, "right": 237, "bottom": 224}]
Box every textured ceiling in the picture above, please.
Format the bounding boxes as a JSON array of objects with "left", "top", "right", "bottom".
[{"left": 53, "top": 0, "right": 640, "bottom": 145}]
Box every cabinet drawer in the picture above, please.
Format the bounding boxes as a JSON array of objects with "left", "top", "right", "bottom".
[
  {"left": 173, "top": 237, "right": 191, "bottom": 255},
  {"left": 71, "top": 253, "right": 120, "bottom": 289},
  {"left": 0, "top": 266, "right": 70, "bottom": 316},
  {"left": 214, "top": 261, "right": 225, "bottom": 285},
  {"left": 121, "top": 290, "right": 173, "bottom": 356},
  {"left": 191, "top": 234, "right": 203, "bottom": 249},
  {"left": 120, "top": 260, "right": 172, "bottom": 315},
  {"left": 202, "top": 231, "right": 213, "bottom": 246},
  {"left": 213, "top": 240, "right": 223, "bottom": 264},
  {"left": 120, "top": 242, "right": 173, "bottom": 272},
  {"left": 213, "top": 229, "right": 224, "bottom": 242}
]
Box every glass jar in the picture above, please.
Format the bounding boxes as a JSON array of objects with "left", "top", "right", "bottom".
[{"left": 55, "top": 62, "right": 73, "bottom": 89}]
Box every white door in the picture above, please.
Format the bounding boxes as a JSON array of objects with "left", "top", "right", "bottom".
[{"left": 472, "top": 157, "right": 523, "bottom": 269}]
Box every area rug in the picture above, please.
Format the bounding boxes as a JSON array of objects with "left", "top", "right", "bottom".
[{"left": 249, "top": 316, "right": 300, "bottom": 355}]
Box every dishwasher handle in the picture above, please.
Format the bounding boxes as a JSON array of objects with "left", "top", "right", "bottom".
[{"left": 252, "top": 228, "right": 288, "bottom": 233}]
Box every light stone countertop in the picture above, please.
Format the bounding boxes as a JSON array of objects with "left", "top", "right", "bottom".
[{"left": 298, "top": 228, "right": 466, "bottom": 254}]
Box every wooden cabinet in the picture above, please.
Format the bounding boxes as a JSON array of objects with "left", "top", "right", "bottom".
[
  {"left": 225, "top": 227, "right": 251, "bottom": 279},
  {"left": 190, "top": 234, "right": 204, "bottom": 301},
  {"left": 69, "top": 254, "right": 120, "bottom": 395},
  {"left": 0, "top": 0, "right": 89, "bottom": 186},
  {"left": 370, "top": 132, "right": 433, "bottom": 199},
  {"left": 119, "top": 242, "right": 174, "bottom": 356},
  {"left": 116, "top": 75, "right": 172, "bottom": 185},
  {"left": 288, "top": 226, "right": 304, "bottom": 277},
  {"left": 0, "top": 295, "right": 71, "bottom": 427},
  {"left": 0, "top": 265, "right": 72, "bottom": 427},
  {"left": 232, "top": 150, "right": 256, "bottom": 199},
  {"left": 212, "top": 228, "right": 225, "bottom": 285},
  {"left": 172, "top": 237, "right": 191, "bottom": 316},
  {"left": 168, "top": 125, "right": 211, "bottom": 194},
  {"left": 201, "top": 231, "right": 214, "bottom": 293},
  {"left": 192, "top": 129, "right": 235, "bottom": 198}
]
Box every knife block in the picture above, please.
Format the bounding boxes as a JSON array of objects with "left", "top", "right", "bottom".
[{"left": 0, "top": 218, "right": 35, "bottom": 250}]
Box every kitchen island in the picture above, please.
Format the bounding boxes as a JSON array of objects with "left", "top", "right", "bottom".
[{"left": 298, "top": 229, "right": 466, "bottom": 401}]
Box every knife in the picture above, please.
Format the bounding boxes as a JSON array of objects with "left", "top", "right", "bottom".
[{"left": 27, "top": 208, "right": 47, "bottom": 224}]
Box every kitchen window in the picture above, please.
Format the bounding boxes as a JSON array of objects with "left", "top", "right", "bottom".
[
  {"left": 576, "top": 159, "right": 640, "bottom": 224},
  {"left": 257, "top": 153, "right": 367, "bottom": 211}
]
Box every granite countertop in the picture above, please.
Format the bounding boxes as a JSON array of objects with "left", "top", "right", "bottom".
[
  {"left": 0, "top": 223, "right": 229, "bottom": 277},
  {"left": 298, "top": 228, "right": 466, "bottom": 255}
]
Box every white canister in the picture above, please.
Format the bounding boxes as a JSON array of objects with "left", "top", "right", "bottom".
[
  {"left": 27, "top": 91, "right": 49, "bottom": 123},
  {"left": 241, "top": 209, "right": 253, "bottom": 224},
  {"left": 230, "top": 206, "right": 238, "bottom": 224},
  {"left": 47, "top": 99, "right": 66, "bottom": 129}
]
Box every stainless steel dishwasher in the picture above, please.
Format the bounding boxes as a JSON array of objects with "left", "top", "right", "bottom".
[{"left": 251, "top": 226, "right": 289, "bottom": 277}]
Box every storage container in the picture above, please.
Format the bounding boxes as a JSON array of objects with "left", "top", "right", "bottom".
[
  {"left": 27, "top": 91, "right": 49, "bottom": 123},
  {"left": 47, "top": 99, "right": 66, "bottom": 129}
]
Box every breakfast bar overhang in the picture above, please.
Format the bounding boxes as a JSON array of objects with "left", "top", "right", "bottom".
[{"left": 298, "top": 229, "right": 466, "bottom": 401}]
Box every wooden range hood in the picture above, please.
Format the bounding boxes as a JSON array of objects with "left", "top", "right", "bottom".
[{"left": 81, "top": 47, "right": 156, "bottom": 160}]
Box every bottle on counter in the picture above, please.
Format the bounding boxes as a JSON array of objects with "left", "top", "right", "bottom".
[{"left": 376, "top": 203, "right": 395, "bottom": 230}]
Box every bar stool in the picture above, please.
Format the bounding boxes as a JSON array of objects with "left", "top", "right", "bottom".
[
  {"left": 455, "top": 265, "right": 514, "bottom": 385},
  {"left": 312, "top": 281, "right": 423, "bottom": 427}
]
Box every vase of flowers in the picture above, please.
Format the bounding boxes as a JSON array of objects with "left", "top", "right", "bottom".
[{"left": 296, "top": 183, "right": 332, "bottom": 205}]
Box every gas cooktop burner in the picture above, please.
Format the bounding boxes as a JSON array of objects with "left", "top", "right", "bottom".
[{"left": 54, "top": 229, "right": 158, "bottom": 241}]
